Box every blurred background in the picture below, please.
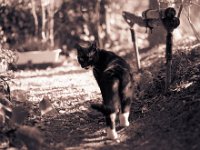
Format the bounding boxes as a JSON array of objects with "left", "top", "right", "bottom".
[
  {"left": 0, "top": 1, "right": 200, "bottom": 149},
  {"left": 0, "top": 0, "right": 199, "bottom": 56}
]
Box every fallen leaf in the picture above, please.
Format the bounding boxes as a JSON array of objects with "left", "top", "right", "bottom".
[{"left": 39, "top": 96, "right": 58, "bottom": 116}]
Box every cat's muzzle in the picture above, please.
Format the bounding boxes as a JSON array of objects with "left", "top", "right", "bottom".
[
  {"left": 84, "top": 66, "right": 90, "bottom": 70},
  {"left": 81, "top": 64, "right": 90, "bottom": 70},
  {"left": 81, "top": 64, "right": 91, "bottom": 70}
]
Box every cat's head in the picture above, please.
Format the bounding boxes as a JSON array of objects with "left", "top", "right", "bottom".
[{"left": 75, "top": 42, "right": 98, "bottom": 69}]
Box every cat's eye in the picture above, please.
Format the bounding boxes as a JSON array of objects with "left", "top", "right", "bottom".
[
  {"left": 88, "top": 51, "right": 95, "bottom": 57},
  {"left": 79, "top": 57, "right": 85, "bottom": 62}
]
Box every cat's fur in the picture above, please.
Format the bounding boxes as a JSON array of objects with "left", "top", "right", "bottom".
[{"left": 76, "top": 42, "right": 134, "bottom": 140}]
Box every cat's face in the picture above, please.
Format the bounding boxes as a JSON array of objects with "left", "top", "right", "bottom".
[{"left": 76, "top": 42, "right": 97, "bottom": 69}]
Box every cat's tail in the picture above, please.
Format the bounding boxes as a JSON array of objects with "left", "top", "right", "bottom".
[{"left": 91, "top": 104, "right": 114, "bottom": 115}]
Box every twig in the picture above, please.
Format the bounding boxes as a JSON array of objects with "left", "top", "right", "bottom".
[
  {"left": 191, "top": 2, "right": 200, "bottom": 7},
  {"left": 177, "top": 4, "right": 183, "bottom": 18},
  {"left": 185, "top": 5, "right": 200, "bottom": 42}
]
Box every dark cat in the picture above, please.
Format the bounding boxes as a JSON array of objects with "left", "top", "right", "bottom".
[{"left": 76, "top": 42, "right": 134, "bottom": 140}]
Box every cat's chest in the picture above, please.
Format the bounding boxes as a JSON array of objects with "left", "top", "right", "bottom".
[{"left": 93, "top": 68, "right": 104, "bottom": 78}]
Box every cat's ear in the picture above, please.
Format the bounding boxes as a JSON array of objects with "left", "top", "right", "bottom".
[
  {"left": 75, "top": 43, "right": 82, "bottom": 51},
  {"left": 90, "top": 41, "right": 97, "bottom": 49}
]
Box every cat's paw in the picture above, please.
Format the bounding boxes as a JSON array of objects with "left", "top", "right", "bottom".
[
  {"left": 119, "top": 112, "right": 130, "bottom": 127},
  {"left": 107, "top": 128, "right": 118, "bottom": 140}
]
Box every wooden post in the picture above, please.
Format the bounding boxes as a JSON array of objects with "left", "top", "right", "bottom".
[
  {"left": 122, "top": 12, "right": 141, "bottom": 71},
  {"left": 130, "top": 27, "right": 141, "bottom": 71},
  {"left": 165, "top": 32, "right": 172, "bottom": 91},
  {"left": 123, "top": 7, "right": 180, "bottom": 91},
  {"left": 162, "top": 7, "right": 180, "bottom": 92}
]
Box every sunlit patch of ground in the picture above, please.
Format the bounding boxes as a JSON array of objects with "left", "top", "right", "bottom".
[{"left": 11, "top": 60, "right": 100, "bottom": 106}]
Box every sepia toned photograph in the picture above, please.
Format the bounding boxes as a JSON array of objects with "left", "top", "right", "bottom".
[{"left": 0, "top": 0, "right": 200, "bottom": 149}]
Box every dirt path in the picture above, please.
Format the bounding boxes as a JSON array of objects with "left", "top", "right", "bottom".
[
  {"left": 6, "top": 45, "right": 200, "bottom": 150},
  {"left": 10, "top": 58, "right": 135, "bottom": 149},
  {"left": 8, "top": 61, "right": 169, "bottom": 150}
]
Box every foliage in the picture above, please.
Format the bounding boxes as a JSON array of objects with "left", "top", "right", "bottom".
[
  {"left": 0, "top": 0, "right": 199, "bottom": 54},
  {"left": 0, "top": 0, "right": 101, "bottom": 51},
  {"left": 0, "top": 48, "right": 16, "bottom": 128},
  {"left": 0, "top": 3, "right": 35, "bottom": 49},
  {"left": 0, "top": 48, "right": 17, "bottom": 64},
  {"left": 54, "top": 0, "right": 99, "bottom": 50}
]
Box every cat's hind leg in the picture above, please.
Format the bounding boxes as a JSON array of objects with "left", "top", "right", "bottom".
[
  {"left": 119, "top": 96, "right": 131, "bottom": 127},
  {"left": 98, "top": 78, "right": 119, "bottom": 140},
  {"left": 106, "top": 112, "right": 118, "bottom": 140},
  {"left": 91, "top": 104, "right": 118, "bottom": 140},
  {"left": 119, "top": 77, "right": 133, "bottom": 127},
  {"left": 119, "top": 111, "right": 130, "bottom": 127}
]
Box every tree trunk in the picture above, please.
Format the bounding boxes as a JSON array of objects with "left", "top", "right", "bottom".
[
  {"left": 48, "top": 0, "right": 55, "bottom": 48},
  {"left": 99, "top": 0, "right": 110, "bottom": 46},
  {"left": 31, "top": 0, "right": 38, "bottom": 36},
  {"left": 95, "top": 0, "right": 103, "bottom": 48},
  {"left": 41, "top": 0, "right": 47, "bottom": 42}
]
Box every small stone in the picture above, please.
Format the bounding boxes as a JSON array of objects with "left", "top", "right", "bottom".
[
  {"left": 79, "top": 106, "right": 87, "bottom": 111},
  {"left": 59, "top": 110, "right": 65, "bottom": 114},
  {"left": 79, "top": 118, "right": 84, "bottom": 122},
  {"left": 115, "top": 139, "right": 121, "bottom": 143},
  {"left": 39, "top": 96, "right": 58, "bottom": 116}
]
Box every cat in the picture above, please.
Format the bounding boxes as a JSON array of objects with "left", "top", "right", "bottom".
[{"left": 76, "top": 41, "right": 134, "bottom": 140}]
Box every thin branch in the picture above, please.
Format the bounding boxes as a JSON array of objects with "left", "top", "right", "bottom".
[
  {"left": 191, "top": 2, "right": 200, "bottom": 7},
  {"left": 177, "top": 4, "right": 183, "bottom": 18},
  {"left": 31, "top": 0, "right": 38, "bottom": 36},
  {"left": 186, "top": 5, "right": 200, "bottom": 41},
  {"left": 41, "top": 0, "right": 47, "bottom": 42}
]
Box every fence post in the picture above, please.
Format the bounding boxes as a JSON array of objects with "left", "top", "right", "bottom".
[
  {"left": 162, "top": 7, "right": 180, "bottom": 92},
  {"left": 130, "top": 27, "right": 141, "bottom": 71}
]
